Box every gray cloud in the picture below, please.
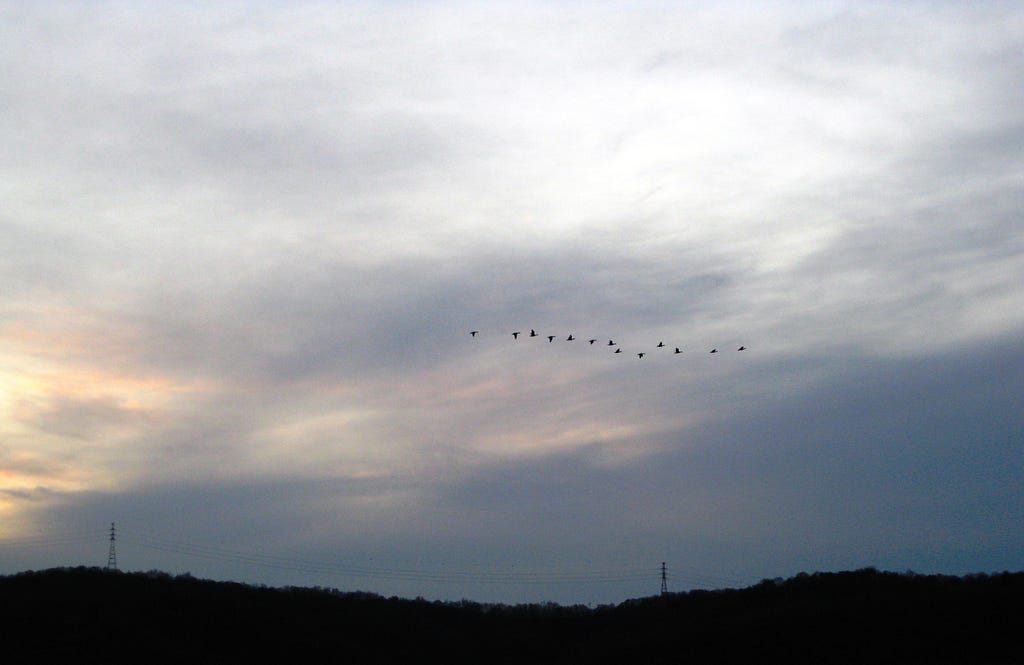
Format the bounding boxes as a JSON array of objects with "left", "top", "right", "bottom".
[
  {"left": 13, "top": 394, "right": 158, "bottom": 440},
  {"left": 432, "top": 332, "right": 1024, "bottom": 592},
  {"left": 7, "top": 333, "right": 1019, "bottom": 603},
  {"left": 2, "top": 2, "right": 1022, "bottom": 603}
]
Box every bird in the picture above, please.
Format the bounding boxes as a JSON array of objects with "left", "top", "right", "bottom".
[
  {"left": 614, "top": 348, "right": 622, "bottom": 354},
  {"left": 674, "top": 347, "right": 681, "bottom": 354},
  {"left": 530, "top": 329, "right": 538, "bottom": 337},
  {"left": 470, "top": 331, "right": 479, "bottom": 337},
  {"left": 567, "top": 334, "right": 575, "bottom": 341},
  {"left": 737, "top": 345, "right": 746, "bottom": 351},
  {"left": 588, "top": 339, "right": 597, "bottom": 345},
  {"left": 637, "top": 352, "right": 645, "bottom": 359},
  {"left": 710, "top": 348, "right": 718, "bottom": 353},
  {"left": 512, "top": 331, "right": 520, "bottom": 339},
  {"left": 608, "top": 340, "right": 616, "bottom": 346},
  {"left": 547, "top": 335, "right": 555, "bottom": 342},
  {"left": 656, "top": 341, "right": 665, "bottom": 348}
]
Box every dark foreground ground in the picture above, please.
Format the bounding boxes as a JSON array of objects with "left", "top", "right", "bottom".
[{"left": 1, "top": 566, "right": 1021, "bottom": 663}]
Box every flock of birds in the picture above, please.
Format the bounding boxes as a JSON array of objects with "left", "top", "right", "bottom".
[{"left": 469, "top": 329, "right": 746, "bottom": 359}]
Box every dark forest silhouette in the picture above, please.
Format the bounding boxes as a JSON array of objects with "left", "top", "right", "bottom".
[{"left": 2, "top": 567, "right": 1022, "bottom": 663}]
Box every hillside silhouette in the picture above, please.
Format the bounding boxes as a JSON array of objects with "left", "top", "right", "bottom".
[{"left": 1, "top": 566, "right": 1021, "bottom": 663}]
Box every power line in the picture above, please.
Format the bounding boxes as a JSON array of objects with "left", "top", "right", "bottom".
[
  {"left": 3, "top": 526, "right": 750, "bottom": 591},
  {"left": 117, "top": 528, "right": 656, "bottom": 585},
  {"left": 0, "top": 529, "right": 108, "bottom": 550}
]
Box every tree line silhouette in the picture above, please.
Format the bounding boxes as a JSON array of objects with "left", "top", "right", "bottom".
[{"left": 1, "top": 566, "right": 1021, "bottom": 663}]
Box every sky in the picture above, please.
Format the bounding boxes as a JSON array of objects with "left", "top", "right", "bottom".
[{"left": 1, "top": 1, "right": 1023, "bottom": 605}]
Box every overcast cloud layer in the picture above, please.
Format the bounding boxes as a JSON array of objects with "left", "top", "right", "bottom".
[{"left": 2, "top": 1, "right": 1023, "bottom": 604}]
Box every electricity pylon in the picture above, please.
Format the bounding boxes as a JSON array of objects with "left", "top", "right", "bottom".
[{"left": 106, "top": 522, "right": 118, "bottom": 571}]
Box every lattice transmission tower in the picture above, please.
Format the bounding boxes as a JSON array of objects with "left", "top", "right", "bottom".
[
  {"left": 660, "top": 561, "right": 668, "bottom": 595},
  {"left": 106, "top": 522, "right": 118, "bottom": 571}
]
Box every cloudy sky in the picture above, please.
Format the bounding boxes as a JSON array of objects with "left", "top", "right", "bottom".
[{"left": 2, "top": 1, "right": 1022, "bottom": 604}]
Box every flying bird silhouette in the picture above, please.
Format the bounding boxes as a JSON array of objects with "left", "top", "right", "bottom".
[{"left": 462, "top": 328, "right": 751, "bottom": 365}]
